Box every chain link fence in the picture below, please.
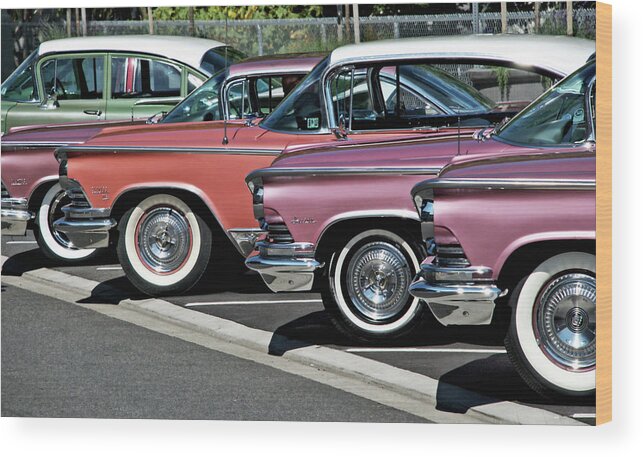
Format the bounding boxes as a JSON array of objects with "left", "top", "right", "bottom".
[{"left": 2, "top": 7, "right": 595, "bottom": 78}]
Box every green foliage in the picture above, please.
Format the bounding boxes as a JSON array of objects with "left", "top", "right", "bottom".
[
  {"left": 153, "top": 6, "right": 323, "bottom": 21},
  {"left": 38, "top": 23, "right": 67, "bottom": 42},
  {"left": 493, "top": 66, "right": 510, "bottom": 101}
]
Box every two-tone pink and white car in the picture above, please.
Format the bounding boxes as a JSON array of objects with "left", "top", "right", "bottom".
[
  {"left": 246, "top": 58, "right": 596, "bottom": 349},
  {"left": 409, "top": 60, "right": 596, "bottom": 397}
]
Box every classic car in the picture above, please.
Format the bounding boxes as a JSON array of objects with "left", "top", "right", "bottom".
[
  {"left": 0, "top": 53, "right": 322, "bottom": 262},
  {"left": 409, "top": 60, "right": 596, "bottom": 397},
  {"left": 52, "top": 35, "right": 593, "bottom": 297},
  {"left": 1, "top": 34, "right": 245, "bottom": 133},
  {"left": 244, "top": 50, "right": 594, "bottom": 342}
]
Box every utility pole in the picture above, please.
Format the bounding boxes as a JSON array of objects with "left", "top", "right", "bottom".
[
  {"left": 81, "top": 8, "right": 87, "bottom": 37},
  {"left": 534, "top": 2, "right": 540, "bottom": 33},
  {"left": 500, "top": 2, "right": 507, "bottom": 34},
  {"left": 352, "top": 4, "right": 360, "bottom": 44},
  {"left": 566, "top": 0, "right": 574, "bottom": 36},
  {"left": 147, "top": 7, "right": 154, "bottom": 34},
  {"left": 66, "top": 9, "right": 71, "bottom": 37},
  {"left": 188, "top": 7, "right": 195, "bottom": 37},
  {"left": 344, "top": 4, "right": 350, "bottom": 39}
]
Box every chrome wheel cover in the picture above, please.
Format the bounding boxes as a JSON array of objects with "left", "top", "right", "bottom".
[
  {"left": 345, "top": 241, "right": 411, "bottom": 322},
  {"left": 48, "top": 190, "right": 74, "bottom": 249},
  {"left": 136, "top": 206, "right": 192, "bottom": 274},
  {"left": 534, "top": 272, "right": 596, "bottom": 371}
]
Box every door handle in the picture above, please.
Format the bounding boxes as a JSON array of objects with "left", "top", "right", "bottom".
[{"left": 83, "top": 109, "right": 102, "bottom": 116}]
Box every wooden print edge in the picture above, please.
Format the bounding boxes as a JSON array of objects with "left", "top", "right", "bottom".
[{"left": 596, "top": 0, "right": 612, "bottom": 426}]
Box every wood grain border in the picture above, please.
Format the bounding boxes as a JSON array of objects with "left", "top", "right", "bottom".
[{"left": 596, "top": 1, "right": 612, "bottom": 425}]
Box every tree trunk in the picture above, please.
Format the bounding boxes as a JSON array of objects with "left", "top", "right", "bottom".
[
  {"left": 352, "top": 4, "right": 360, "bottom": 44},
  {"left": 566, "top": 1, "right": 574, "bottom": 36},
  {"left": 148, "top": 7, "right": 154, "bottom": 34}
]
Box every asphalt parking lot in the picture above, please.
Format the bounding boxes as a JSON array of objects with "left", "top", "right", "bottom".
[{"left": 1, "top": 231, "right": 596, "bottom": 424}]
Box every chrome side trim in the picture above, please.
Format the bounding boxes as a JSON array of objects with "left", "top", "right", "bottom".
[
  {"left": 419, "top": 263, "right": 494, "bottom": 283},
  {"left": 56, "top": 145, "right": 282, "bottom": 157},
  {"left": 1, "top": 141, "right": 85, "bottom": 149},
  {"left": 246, "top": 166, "right": 441, "bottom": 183},
  {"left": 227, "top": 228, "right": 267, "bottom": 257},
  {"left": 412, "top": 177, "right": 596, "bottom": 196}
]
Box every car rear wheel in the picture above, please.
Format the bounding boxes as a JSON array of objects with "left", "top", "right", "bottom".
[
  {"left": 35, "top": 183, "right": 98, "bottom": 262},
  {"left": 117, "top": 194, "right": 212, "bottom": 296},
  {"left": 322, "top": 229, "right": 424, "bottom": 341},
  {"left": 504, "top": 251, "right": 596, "bottom": 398}
]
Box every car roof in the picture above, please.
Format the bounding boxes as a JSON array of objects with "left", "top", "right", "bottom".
[
  {"left": 329, "top": 34, "right": 596, "bottom": 77},
  {"left": 37, "top": 35, "right": 226, "bottom": 75},
  {"left": 227, "top": 53, "right": 326, "bottom": 78}
]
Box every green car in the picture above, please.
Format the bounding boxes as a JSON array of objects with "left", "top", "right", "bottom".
[{"left": 1, "top": 35, "right": 245, "bottom": 134}]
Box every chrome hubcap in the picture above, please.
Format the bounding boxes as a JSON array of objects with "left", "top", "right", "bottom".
[
  {"left": 535, "top": 272, "right": 596, "bottom": 371},
  {"left": 137, "top": 207, "right": 191, "bottom": 274},
  {"left": 49, "top": 190, "right": 74, "bottom": 248},
  {"left": 346, "top": 241, "right": 411, "bottom": 322}
]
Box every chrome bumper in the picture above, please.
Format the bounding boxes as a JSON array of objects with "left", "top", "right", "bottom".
[
  {"left": 52, "top": 206, "right": 116, "bottom": 249},
  {"left": 1, "top": 198, "right": 34, "bottom": 236},
  {"left": 245, "top": 241, "right": 323, "bottom": 292},
  {"left": 409, "top": 263, "right": 505, "bottom": 326},
  {"left": 227, "top": 228, "right": 267, "bottom": 257}
]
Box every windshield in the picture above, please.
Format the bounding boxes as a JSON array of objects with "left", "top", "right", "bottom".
[
  {"left": 1, "top": 50, "right": 39, "bottom": 102},
  {"left": 161, "top": 70, "right": 226, "bottom": 123},
  {"left": 199, "top": 47, "right": 246, "bottom": 76},
  {"left": 495, "top": 61, "right": 595, "bottom": 146},
  {"left": 401, "top": 65, "right": 496, "bottom": 114},
  {"left": 260, "top": 56, "right": 329, "bottom": 133}
]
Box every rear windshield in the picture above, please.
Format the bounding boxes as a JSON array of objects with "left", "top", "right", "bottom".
[{"left": 199, "top": 47, "right": 246, "bottom": 76}]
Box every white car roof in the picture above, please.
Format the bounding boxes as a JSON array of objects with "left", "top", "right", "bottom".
[
  {"left": 37, "top": 35, "right": 226, "bottom": 75},
  {"left": 329, "top": 34, "right": 595, "bottom": 77}
]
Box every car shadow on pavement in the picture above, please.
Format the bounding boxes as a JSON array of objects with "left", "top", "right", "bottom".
[
  {"left": 435, "top": 354, "right": 595, "bottom": 413},
  {"left": 1, "top": 248, "right": 118, "bottom": 276},
  {"left": 268, "top": 311, "right": 507, "bottom": 356}
]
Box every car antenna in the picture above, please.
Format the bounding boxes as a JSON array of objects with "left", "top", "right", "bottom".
[
  {"left": 222, "top": 8, "right": 229, "bottom": 146},
  {"left": 456, "top": 108, "right": 461, "bottom": 156}
]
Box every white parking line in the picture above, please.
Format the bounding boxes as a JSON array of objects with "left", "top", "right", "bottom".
[
  {"left": 346, "top": 348, "right": 507, "bottom": 354},
  {"left": 571, "top": 413, "right": 596, "bottom": 419},
  {"left": 96, "top": 266, "right": 123, "bottom": 271},
  {"left": 5, "top": 241, "right": 37, "bottom": 244},
  {"left": 185, "top": 298, "right": 322, "bottom": 307}
]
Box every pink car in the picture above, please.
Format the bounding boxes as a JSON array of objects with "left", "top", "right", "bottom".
[
  {"left": 409, "top": 61, "right": 596, "bottom": 398},
  {"left": 246, "top": 59, "right": 596, "bottom": 348}
]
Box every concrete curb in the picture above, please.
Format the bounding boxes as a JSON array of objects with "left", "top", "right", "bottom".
[{"left": 1, "top": 255, "right": 583, "bottom": 425}]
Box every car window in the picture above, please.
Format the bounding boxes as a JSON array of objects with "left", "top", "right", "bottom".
[
  {"left": 162, "top": 70, "right": 225, "bottom": 123},
  {"left": 111, "top": 56, "right": 181, "bottom": 99},
  {"left": 199, "top": 47, "right": 247, "bottom": 75},
  {"left": 1, "top": 50, "right": 39, "bottom": 102},
  {"left": 40, "top": 56, "right": 104, "bottom": 100},
  {"left": 495, "top": 61, "right": 595, "bottom": 146},
  {"left": 255, "top": 75, "right": 305, "bottom": 115},
  {"left": 227, "top": 79, "right": 251, "bottom": 119},
  {"left": 260, "top": 56, "right": 328, "bottom": 133},
  {"left": 187, "top": 71, "right": 205, "bottom": 93}
]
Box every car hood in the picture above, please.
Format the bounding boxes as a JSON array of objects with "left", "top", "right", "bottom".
[
  {"left": 78, "top": 119, "right": 271, "bottom": 150},
  {"left": 269, "top": 129, "right": 491, "bottom": 171},
  {"left": 1, "top": 119, "right": 146, "bottom": 145}
]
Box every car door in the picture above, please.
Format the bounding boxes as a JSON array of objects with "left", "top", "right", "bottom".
[
  {"left": 107, "top": 54, "right": 193, "bottom": 121},
  {"left": 34, "top": 53, "right": 107, "bottom": 125}
]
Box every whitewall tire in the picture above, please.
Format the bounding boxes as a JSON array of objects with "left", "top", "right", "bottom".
[
  {"left": 505, "top": 251, "right": 596, "bottom": 397},
  {"left": 322, "top": 229, "right": 424, "bottom": 341},
  {"left": 35, "top": 183, "right": 97, "bottom": 262},
  {"left": 117, "top": 194, "right": 212, "bottom": 296}
]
